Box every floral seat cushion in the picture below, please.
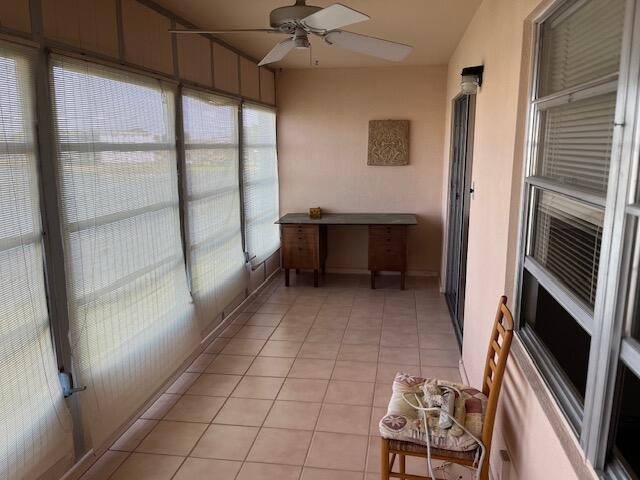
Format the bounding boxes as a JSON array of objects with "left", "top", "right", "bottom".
[{"left": 379, "top": 372, "right": 487, "bottom": 452}]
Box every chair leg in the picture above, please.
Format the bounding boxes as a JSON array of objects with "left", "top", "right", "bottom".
[
  {"left": 381, "top": 438, "right": 390, "bottom": 480},
  {"left": 399, "top": 452, "right": 406, "bottom": 475}
]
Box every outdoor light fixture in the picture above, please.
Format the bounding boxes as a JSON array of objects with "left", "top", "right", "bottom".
[{"left": 460, "top": 65, "right": 484, "bottom": 95}]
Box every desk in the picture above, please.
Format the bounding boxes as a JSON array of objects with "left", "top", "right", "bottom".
[{"left": 276, "top": 213, "right": 417, "bottom": 289}]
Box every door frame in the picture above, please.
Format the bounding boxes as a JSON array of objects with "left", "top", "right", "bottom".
[{"left": 445, "top": 93, "right": 476, "bottom": 346}]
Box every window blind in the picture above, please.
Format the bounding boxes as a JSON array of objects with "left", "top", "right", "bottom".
[
  {"left": 538, "top": 0, "right": 625, "bottom": 97},
  {"left": 538, "top": 92, "right": 617, "bottom": 195},
  {"left": 50, "top": 56, "right": 199, "bottom": 448},
  {"left": 182, "top": 90, "right": 246, "bottom": 331},
  {"left": 242, "top": 105, "right": 280, "bottom": 265},
  {"left": 0, "top": 43, "right": 73, "bottom": 480},
  {"left": 532, "top": 190, "right": 603, "bottom": 307}
]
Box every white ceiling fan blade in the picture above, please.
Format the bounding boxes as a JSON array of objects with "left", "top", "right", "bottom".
[
  {"left": 259, "top": 38, "right": 295, "bottom": 66},
  {"left": 302, "top": 3, "right": 369, "bottom": 31},
  {"left": 169, "top": 28, "right": 280, "bottom": 34},
  {"left": 324, "top": 31, "right": 412, "bottom": 61}
]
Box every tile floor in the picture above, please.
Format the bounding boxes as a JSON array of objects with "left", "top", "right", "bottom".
[{"left": 80, "top": 272, "right": 472, "bottom": 480}]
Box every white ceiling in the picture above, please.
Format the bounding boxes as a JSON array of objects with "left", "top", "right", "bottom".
[{"left": 156, "top": 0, "right": 483, "bottom": 68}]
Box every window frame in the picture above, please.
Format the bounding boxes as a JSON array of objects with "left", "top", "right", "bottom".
[{"left": 513, "top": 0, "right": 640, "bottom": 474}]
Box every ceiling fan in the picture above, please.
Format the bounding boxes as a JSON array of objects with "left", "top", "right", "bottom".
[{"left": 169, "top": 1, "right": 413, "bottom": 66}]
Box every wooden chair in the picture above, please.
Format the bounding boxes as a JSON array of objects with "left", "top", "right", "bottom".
[{"left": 381, "top": 296, "right": 514, "bottom": 480}]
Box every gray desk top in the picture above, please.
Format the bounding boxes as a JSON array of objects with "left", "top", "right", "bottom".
[{"left": 276, "top": 213, "right": 417, "bottom": 225}]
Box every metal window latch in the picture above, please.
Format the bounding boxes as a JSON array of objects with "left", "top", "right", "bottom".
[
  {"left": 59, "top": 371, "right": 86, "bottom": 398},
  {"left": 469, "top": 181, "right": 476, "bottom": 200}
]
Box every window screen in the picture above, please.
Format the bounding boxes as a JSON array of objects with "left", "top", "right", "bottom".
[
  {"left": 241, "top": 104, "right": 280, "bottom": 265},
  {"left": 537, "top": 92, "right": 617, "bottom": 195},
  {"left": 0, "top": 43, "right": 73, "bottom": 479},
  {"left": 182, "top": 89, "right": 246, "bottom": 331},
  {"left": 50, "top": 56, "right": 199, "bottom": 448},
  {"left": 531, "top": 190, "right": 603, "bottom": 307},
  {"left": 538, "top": 0, "right": 625, "bottom": 97}
]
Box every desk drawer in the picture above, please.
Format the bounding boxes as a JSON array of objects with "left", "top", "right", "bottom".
[
  {"left": 281, "top": 224, "right": 320, "bottom": 269},
  {"left": 368, "top": 226, "right": 407, "bottom": 272}
]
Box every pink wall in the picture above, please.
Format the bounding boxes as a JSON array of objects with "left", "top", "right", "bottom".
[
  {"left": 441, "top": 0, "right": 596, "bottom": 478},
  {"left": 276, "top": 66, "right": 447, "bottom": 275}
]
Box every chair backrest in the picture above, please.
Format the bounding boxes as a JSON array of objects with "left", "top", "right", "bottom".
[{"left": 480, "top": 296, "right": 514, "bottom": 451}]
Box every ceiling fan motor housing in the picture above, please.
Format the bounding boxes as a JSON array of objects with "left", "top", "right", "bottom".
[{"left": 270, "top": 4, "right": 322, "bottom": 31}]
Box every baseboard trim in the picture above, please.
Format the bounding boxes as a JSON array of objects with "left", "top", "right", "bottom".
[{"left": 323, "top": 267, "right": 439, "bottom": 277}]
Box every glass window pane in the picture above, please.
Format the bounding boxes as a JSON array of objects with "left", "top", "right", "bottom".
[
  {"left": 521, "top": 270, "right": 591, "bottom": 398},
  {"left": 530, "top": 189, "right": 603, "bottom": 307},
  {"left": 536, "top": 92, "right": 616, "bottom": 195},
  {"left": 242, "top": 105, "right": 279, "bottom": 265},
  {"left": 610, "top": 364, "right": 640, "bottom": 477},
  {"left": 538, "top": 0, "right": 625, "bottom": 97}
]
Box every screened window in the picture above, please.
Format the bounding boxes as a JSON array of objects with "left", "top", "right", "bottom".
[
  {"left": 182, "top": 89, "right": 246, "bottom": 330},
  {"left": 241, "top": 104, "right": 280, "bottom": 265},
  {"left": 518, "top": 0, "right": 625, "bottom": 432},
  {"left": 50, "top": 56, "right": 199, "bottom": 447},
  {"left": 0, "top": 43, "right": 73, "bottom": 479}
]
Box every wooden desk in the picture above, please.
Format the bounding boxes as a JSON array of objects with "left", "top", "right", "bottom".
[{"left": 276, "top": 213, "right": 417, "bottom": 289}]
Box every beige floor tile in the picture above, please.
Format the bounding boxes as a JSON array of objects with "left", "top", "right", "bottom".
[
  {"left": 221, "top": 338, "right": 267, "bottom": 356},
  {"left": 234, "top": 325, "right": 276, "bottom": 340},
  {"left": 166, "top": 372, "right": 200, "bottom": 394},
  {"left": 324, "top": 380, "right": 374, "bottom": 406},
  {"left": 259, "top": 340, "right": 303, "bottom": 357},
  {"left": 376, "top": 363, "right": 419, "bottom": 383},
  {"left": 79, "top": 450, "right": 128, "bottom": 480},
  {"left": 332, "top": 361, "right": 377, "bottom": 383},
  {"left": 317, "top": 404, "right": 371, "bottom": 435},
  {"left": 204, "top": 337, "right": 230, "bottom": 354},
  {"left": 247, "top": 427, "right": 313, "bottom": 465},
  {"left": 306, "top": 432, "right": 368, "bottom": 471},
  {"left": 164, "top": 395, "right": 226, "bottom": 423},
  {"left": 313, "top": 316, "right": 350, "bottom": 329},
  {"left": 380, "top": 330, "right": 419, "bottom": 348},
  {"left": 186, "top": 374, "right": 242, "bottom": 397},
  {"left": 110, "top": 453, "right": 183, "bottom": 480},
  {"left": 348, "top": 316, "right": 383, "bottom": 329},
  {"left": 205, "top": 355, "right": 255, "bottom": 375},
  {"left": 288, "top": 304, "right": 321, "bottom": 316},
  {"left": 186, "top": 353, "right": 216, "bottom": 373},
  {"left": 246, "top": 356, "right": 295, "bottom": 377},
  {"left": 278, "top": 378, "right": 329, "bottom": 402},
  {"left": 419, "top": 333, "right": 459, "bottom": 350},
  {"left": 236, "top": 462, "right": 302, "bottom": 480},
  {"left": 420, "top": 348, "right": 460, "bottom": 367},
  {"left": 111, "top": 419, "right": 158, "bottom": 451},
  {"left": 342, "top": 328, "right": 381, "bottom": 346},
  {"left": 378, "top": 347, "right": 420, "bottom": 365},
  {"left": 288, "top": 358, "right": 335, "bottom": 379},
  {"left": 231, "top": 312, "right": 253, "bottom": 325},
  {"left": 191, "top": 424, "right": 259, "bottom": 460},
  {"left": 369, "top": 407, "right": 387, "bottom": 436},
  {"left": 232, "top": 376, "right": 284, "bottom": 399},
  {"left": 305, "top": 328, "right": 345, "bottom": 343},
  {"left": 263, "top": 400, "right": 322, "bottom": 430},
  {"left": 373, "top": 383, "right": 392, "bottom": 408},
  {"left": 173, "top": 458, "right": 242, "bottom": 480},
  {"left": 301, "top": 467, "right": 364, "bottom": 480},
  {"left": 140, "top": 393, "right": 180, "bottom": 420},
  {"left": 297, "top": 342, "right": 340, "bottom": 360},
  {"left": 365, "top": 435, "right": 380, "bottom": 472},
  {"left": 270, "top": 326, "right": 310, "bottom": 341},
  {"left": 214, "top": 397, "right": 273, "bottom": 426},
  {"left": 338, "top": 344, "right": 379, "bottom": 363},
  {"left": 135, "top": 421, "right": 207, "bottom": 456},
  {"left": 420, "top": 366, "right": 462, "bottom": 383},
  {"left": 247, "top": 312, "right": 284, "bottom": 326},
  {"left": 257, "top": 303, "right": 290, "bottom": 315}
]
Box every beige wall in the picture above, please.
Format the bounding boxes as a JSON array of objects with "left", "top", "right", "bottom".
[
  {"left": 442, "top": 0, "right": 595, "bottom": 478},
  {"left": 277, "top": 66, "right": 447, "bottom": 274}
]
